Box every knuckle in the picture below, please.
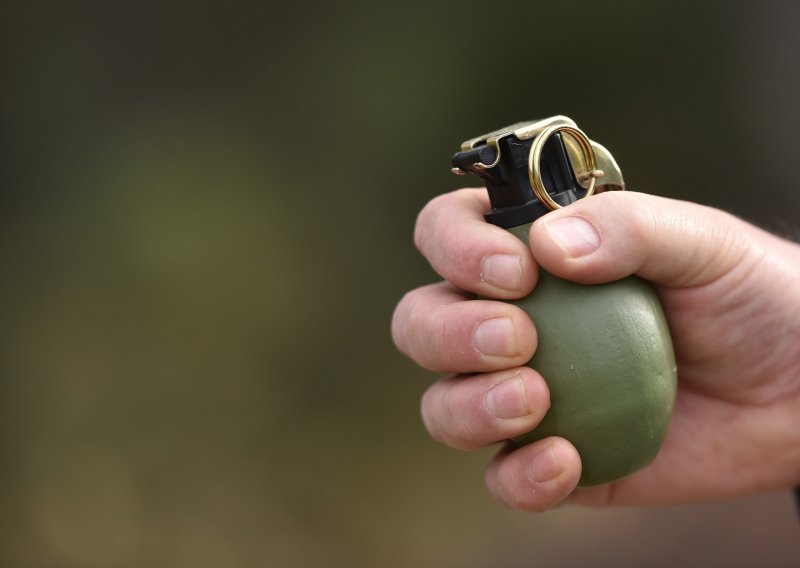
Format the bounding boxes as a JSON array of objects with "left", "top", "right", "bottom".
[
  {"left": 442, "top": 387, "right": 485, "bottom": 450},
  {"left": 418, "top": 304, "right": 451, "bottom": 369},
  {"left": 393, "top": 283, "right": 487, "bottom": 372},
  {"left": 439, "top": 232, "right": 479, "bottom": 282},
  {"left": 390, "top": 290, "right": 416, "bottom": 356},
  {"left": 629, "top": 196, "right": 660, "bottom": 239},
  {"left": 414, "top": 193, "right": 447, "bottom": 253},
  {"left": 392, "top": 287, "right": 443, "bottom": 363},
  {"left": 421, "top": 377, "right": 487, "bottom": 450},
  {"left": 419, "top": 385, "right": 444, "bottom": 442}
]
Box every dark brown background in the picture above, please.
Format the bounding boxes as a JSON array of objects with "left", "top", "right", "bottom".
[{"left": 1, "top": 1, "right": 798, "bottom": 566}]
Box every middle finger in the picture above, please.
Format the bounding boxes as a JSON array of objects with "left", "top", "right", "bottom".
[{"left": 392, "top": 282, "right": 537, "bottom": 373}]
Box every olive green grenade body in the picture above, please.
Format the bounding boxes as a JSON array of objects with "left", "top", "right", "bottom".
[
  {"left": 507, "top": 224, "right": 676, "bottom": 486},
  {"left": 451, "top": 117, "right": 677, "bottom": 486}
]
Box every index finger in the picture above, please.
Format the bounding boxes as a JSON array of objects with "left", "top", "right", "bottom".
[{"left": 414, "top": 188, "right": 538, "bottom": 299}]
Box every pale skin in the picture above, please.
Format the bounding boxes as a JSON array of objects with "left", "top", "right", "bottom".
[{"left": 391, "top": 189, "right": 800, "bottom": 511}]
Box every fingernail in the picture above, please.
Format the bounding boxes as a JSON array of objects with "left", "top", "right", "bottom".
[
  {"left": 527, "top": 444, "right": 564, "bottom": 483},
  {"left": 481, "top": 254, "right": 522, "bottom": 291},
  {"left": 473, "top": 317, "right": 517, "bottom": 358},
  {"left": 541, "top": 217, "right": 600, "bottom": 258},
  {"left": 485, "top": 377, "right": 530, "bottom": 419}
]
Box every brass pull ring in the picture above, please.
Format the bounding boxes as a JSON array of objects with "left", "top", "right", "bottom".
[{"left": 528, "top": 125, "right": 602, "bottom": 211}]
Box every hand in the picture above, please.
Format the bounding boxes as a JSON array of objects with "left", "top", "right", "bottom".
[{"left": 392, "top": 189, "right": 800, "bottom": 511}]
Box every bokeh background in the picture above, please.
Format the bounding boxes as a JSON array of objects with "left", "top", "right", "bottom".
[{"left": 2, "top": 1, "right": 799, "bottom": 566}]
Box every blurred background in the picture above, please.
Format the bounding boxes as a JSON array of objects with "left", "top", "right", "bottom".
[{"left": 2, "top": 1, "right": 799, "bottom": 566}]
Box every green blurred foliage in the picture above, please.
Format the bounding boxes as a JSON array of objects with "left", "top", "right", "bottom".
[{"left": 1, "top": 1, "right": 799, "bottom": 566}]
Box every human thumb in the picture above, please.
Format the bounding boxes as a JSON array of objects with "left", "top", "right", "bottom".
[{"left": 528, "top": 191, "right": 773, "bottom": 288}]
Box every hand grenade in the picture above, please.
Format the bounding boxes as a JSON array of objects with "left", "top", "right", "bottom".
[{"left": 451, "top": 116, "right": 677, "bottom": 486}]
